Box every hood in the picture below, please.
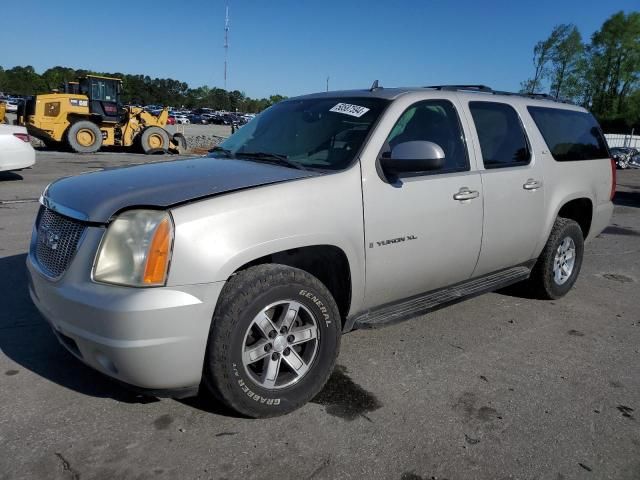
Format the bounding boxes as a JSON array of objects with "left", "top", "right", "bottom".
[{"left": 44, "top": 156, "right": 320, "bottom": 223}]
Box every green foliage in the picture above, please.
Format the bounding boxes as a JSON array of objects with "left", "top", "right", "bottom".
[
  {"left": 0, "top": 65, "right": 286, "bottom": 113},
  {"left": 522, "top": 11, "right": 640, "bottom": 131}
]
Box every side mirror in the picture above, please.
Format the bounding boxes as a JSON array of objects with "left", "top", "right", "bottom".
[{"left": 380, "top": 141, "right": 445, "bottom": 176}]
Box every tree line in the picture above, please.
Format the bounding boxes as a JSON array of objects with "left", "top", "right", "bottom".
[
  {"left": 522, "top": 11, "right": 640, "bottom": 133},
  {"left": 0, "top": 65, "right": 286, "bottom": 113}
]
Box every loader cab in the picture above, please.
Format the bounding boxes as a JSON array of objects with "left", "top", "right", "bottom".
[
  {"left": 63, "top": 81, "right": 80, "bottom": 94},
  {"left": 79, "top": 75, "right": 122, "bottom": 123}
]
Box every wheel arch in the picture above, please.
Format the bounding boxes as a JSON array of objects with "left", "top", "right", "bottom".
[
  {"left": 557, "top": 197, "right": 593, "bottom": 239},
  {"left": 231, "top": 244, "right": 353, "bottom": 325},
  {"left": 536, "top": 192, "right": 595, "bottom": 258}
]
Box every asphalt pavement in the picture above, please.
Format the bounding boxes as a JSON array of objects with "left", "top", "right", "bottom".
[{"left": 1, "top": 152, "right": 639, "bottom": 480}]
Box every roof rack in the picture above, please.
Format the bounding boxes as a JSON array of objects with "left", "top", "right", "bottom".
[
  {"left": 425, "top": 85, "right": 493, "bottom": 93},
  {"left": 423, "top": 85, "right": 575, "bottom": 104}
]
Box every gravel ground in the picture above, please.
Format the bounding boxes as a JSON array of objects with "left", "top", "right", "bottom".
[{"left": 0, "top": 154, "right": 639, "bottom": 480}]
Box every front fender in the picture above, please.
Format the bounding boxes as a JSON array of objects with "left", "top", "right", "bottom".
[{"left": 167, "top": 167, "right": 366, "bottom": 315}]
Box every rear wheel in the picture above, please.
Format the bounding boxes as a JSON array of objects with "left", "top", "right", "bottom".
[
  {"left": 528, "top": 217, "right": 584, "bottom": 299},
  {"left": 171, "top": 133, "right": 187, "bottom": 154},
  {"left": 140, "top": 126, "right": 170, "bottom": 154},
  {"left": 202, "top": 264, "right": 341, "bottom": 418},
  {"left": 67, "top": 121, "right": 102, "bottom": 153}
]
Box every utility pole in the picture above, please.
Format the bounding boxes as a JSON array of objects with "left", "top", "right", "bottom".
[{"left": 224, "top": 3, "right": 230, "bottom": 91}]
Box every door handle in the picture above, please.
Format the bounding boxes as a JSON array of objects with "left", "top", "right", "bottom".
[
  {"left": 523, "top": 179, "right": 543, "bottom": 190},
  {"left": 453, "top": 188, "right": 480, "bottom": 201}
]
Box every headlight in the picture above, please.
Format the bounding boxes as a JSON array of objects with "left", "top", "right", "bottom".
[{"left": 94, "top": 210, "right": 174, "bottom": 287}]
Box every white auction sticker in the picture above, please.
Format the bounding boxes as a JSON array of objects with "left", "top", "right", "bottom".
[{"left": 329, "top": 103, "right": 370, "bottom": 118}]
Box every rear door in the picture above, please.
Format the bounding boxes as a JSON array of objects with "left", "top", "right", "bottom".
[
  {"left": 463, "top": 100, "right": 545, "bottom": 276},
  {"left": 361, "top": 95, "right": 484, "bottom": 308}
]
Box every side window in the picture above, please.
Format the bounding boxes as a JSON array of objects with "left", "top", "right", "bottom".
[
  {"left": 469, "top": 102, "right": 531, "bottom": 168},
  {"left": 385, "top": 99, "right": 469, "bottom": 173},
  {"left": 527, "top": 106, "right": 609, "bottom": 161}
]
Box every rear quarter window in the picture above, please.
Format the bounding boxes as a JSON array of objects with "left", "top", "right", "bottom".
[{"left": 527, "top": 106, "right": 609, "bottom": 161}]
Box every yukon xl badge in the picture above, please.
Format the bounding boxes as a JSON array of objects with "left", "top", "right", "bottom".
[{"left": 369, "top": 235, "right": 418, "bottom": 248}]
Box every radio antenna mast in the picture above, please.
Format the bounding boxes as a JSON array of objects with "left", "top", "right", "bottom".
[{"left": 224, "top": 3, "right": 230, "bottom": 91}]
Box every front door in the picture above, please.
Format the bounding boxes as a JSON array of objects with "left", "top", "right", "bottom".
[{"left": 361, "top": 97, "right": 484, "bottom": 309}]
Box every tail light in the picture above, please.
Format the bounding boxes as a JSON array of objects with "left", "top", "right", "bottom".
[
  {"left": 610, "top": 158, "right": 616, "bottom": 200},
  {"left": 13, "top": 133, "right": 30, "bottom": 143}
]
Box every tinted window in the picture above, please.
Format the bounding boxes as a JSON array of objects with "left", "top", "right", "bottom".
[
  {"left": 469, "top": 102, "right": 531, "bottom": 168},
  {"left": 527, "top": 106, "right": 609, "bottom": 161},
  {"left": 219, "top": 97, "right": 388, "bottom": 171},
  {"left": 385, "top": 99, "right": 469, "bottom": 172}
]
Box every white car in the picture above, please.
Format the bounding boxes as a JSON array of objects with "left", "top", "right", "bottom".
[
  {"left": 0, "top": 124, "right": 36, "bottom": 172},
  {"left": 4, "top": 100, "right": 19, "bottom": 113},
  {"left": 173, "top": 114, "right": 190, "bottom": 125}
]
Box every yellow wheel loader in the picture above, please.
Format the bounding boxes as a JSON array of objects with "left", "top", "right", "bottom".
[
  {"left": 18, "top": 75, "right": 186, "bottom": 154},
  {"left": 0, "top": 101, "right": 6, "bottom": 124}
]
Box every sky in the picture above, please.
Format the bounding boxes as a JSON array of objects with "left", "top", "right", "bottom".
[{"left": 1, "top": 1, "right": 637, "bottom": 99}]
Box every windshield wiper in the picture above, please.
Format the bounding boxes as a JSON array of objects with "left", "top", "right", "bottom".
[
  {"left": 236, "top": 151, "right": 307, "bottom": 170},
  {"left": 208, "top": 146, "right": 233, "bottom": 157}
]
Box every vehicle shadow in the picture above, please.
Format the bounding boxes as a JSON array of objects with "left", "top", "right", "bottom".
[
  {"left": 0, "top": 171, "right": 24, "bottom": 181},
  {"left": 0, "top": 253, "right": 160, "bottom": 404},
  {"left": 495, "top": 280, "right": 540, "bottom": 300},
  {"left": 613, "top": 190, "right": 640, "bottom": 208},
  {"left": 2, "top": 253, "right": 385, "bottom": 418}
]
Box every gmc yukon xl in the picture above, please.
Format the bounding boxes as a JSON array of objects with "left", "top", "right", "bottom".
[{"left": 27, "top": 84, "right": 614, "bottom": 417}]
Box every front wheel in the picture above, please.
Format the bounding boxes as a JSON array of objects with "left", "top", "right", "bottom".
[
  {"left": 139, "top": 126, "right": 170, "bottom": 154},
  {"left": 528, "top": 217, "right": 584, "bottom": 299},
  {"left": 202, "top": 264, "right": 341, "bottom": 418}
]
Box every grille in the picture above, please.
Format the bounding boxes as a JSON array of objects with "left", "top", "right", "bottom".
[{"left": 35, "top": 207, "right": 87, "bottom": 278}]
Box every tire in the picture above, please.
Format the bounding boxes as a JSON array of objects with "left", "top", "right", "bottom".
[
  {"left": 528, "top": 217, "right": 584, "bottom": 299},
  {"left": 140, "top": 126, "right": 170, "bottom": 154},
  {"left": 66, "top": 120, "right": 102, "bottom": 153},
  {"left": 171, "top": 133, "right": 187, "bottom": 154},
  {"left": 202, "top": 264, "right": 341, "bottom": 418}
]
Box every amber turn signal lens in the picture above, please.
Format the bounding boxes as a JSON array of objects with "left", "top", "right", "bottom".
[{"left": 143, "top": 218, "right": 172, "bottom": 284}]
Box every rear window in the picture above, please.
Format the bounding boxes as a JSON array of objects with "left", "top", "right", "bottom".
[{"left": 527, "top": 106, "right": 609, "bottom": 161}]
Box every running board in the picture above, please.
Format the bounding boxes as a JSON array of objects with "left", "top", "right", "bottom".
[{"left": 348, "top": 265, "right": 532, "bottom": 331}]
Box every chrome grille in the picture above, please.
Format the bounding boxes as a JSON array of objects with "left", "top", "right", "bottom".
[{"left": 35, "top": 207, "right": 87, "bottom": 278}]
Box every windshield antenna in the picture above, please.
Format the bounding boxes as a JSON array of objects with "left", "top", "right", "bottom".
[{"left": 369, "top": 80, "right": 381, "bottom": 91}]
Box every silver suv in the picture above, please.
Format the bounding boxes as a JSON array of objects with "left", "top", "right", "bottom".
[{"left": 27, "top": 84, "right": 615, "bottom": 417}]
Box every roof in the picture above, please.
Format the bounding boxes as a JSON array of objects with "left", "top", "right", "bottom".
[
  {"left": 83, "top": 75, "right": 123, "bottom": 82},
  {"left": 292, "top": 84, "right": 583, "bottom": 110}
]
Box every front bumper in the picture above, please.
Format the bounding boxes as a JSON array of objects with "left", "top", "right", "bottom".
[{"left": 27, "top": 248, "right": 225, "bottom": 393}]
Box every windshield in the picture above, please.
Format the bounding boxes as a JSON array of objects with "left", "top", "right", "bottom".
[{"left": 216, "top": 97, "right": 389, "bottom": 170}]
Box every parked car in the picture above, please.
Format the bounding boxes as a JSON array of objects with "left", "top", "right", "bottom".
[
  {"left": 0, "top": 124, "right": 36, "bottom": 172},
  {"left": 610, "top": 147, "right": 639, "bottom": 169},
  {"left": 173, "top": 114, "right": 190, "bottom": 125},
  {"left": 166, "top": 116, "right": 176, "bottom": 126},
  {"left": 207, "top": 113, "right": 229, "bottom": 125},
  {"left": 27, "top": 85, "right": 614, "bottom": 418},
  {"left": 4, "top": 100, "right": 19, "bottom": 113},
  {"left": 188, "top": 114, "right": 208, "bottom": 125}
]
